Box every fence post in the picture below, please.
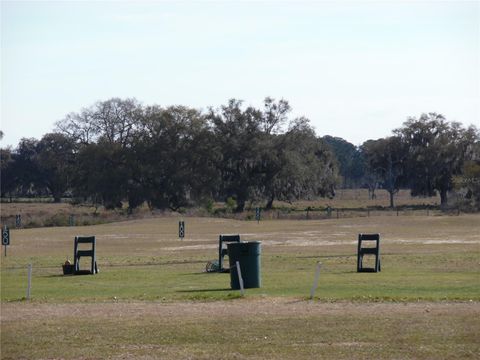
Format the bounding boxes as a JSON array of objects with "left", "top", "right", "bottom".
[
  {"left": 235, "top": 261, "right": 245, "bottom": 296},
  {"left": 26, "top": 264, "right": 32, "bottom": 300},
  {"left": 310, "top": 262, "right": 322, "bottom": 300}
]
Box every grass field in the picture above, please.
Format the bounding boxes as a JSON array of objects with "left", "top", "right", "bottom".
[{"left": 1, "top": 213, "right": 479, "bottom": 359}]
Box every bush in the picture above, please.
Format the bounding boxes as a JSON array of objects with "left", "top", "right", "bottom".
[
  {"left": 44, "top": 214, "right": 69, "bottom": 227},
  {"left": 203, "top": 198, "right": 215, "bottom": 214},
  {"left": 225, "top": 197, "right": 237, "bottom": 213}
]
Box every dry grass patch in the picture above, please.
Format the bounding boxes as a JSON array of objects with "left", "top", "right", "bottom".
[
  {"left": 2, "top": 300, "right": 479, "bottom": 359},
  {"left": 276, "top": 188, "right": 441, "bottom": 209},
  {"left": 1, "top": 189, "right": 443, "bottom": 229}
]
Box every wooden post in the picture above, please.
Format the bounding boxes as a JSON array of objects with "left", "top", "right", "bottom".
[
  {"left": 235, "top": 261, "right": 245, "bottom": 296},
  {"left": 26, "top": 264, "right": 32, "bottom": 300},
  {"left": 310, "top": 262, "right": 322, "bottom": 300}
]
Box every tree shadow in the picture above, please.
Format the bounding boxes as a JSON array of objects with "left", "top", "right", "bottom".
[
  {"left": 43, "top": 271, "right": 97, "bottom": 278},
  {"left": 176, "top": 288, "right": 232, "bottom": 293},
  {"left": 178, "top": 271, "right": 229, "bottom": 276}
]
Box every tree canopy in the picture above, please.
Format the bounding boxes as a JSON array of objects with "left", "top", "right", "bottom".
[
  {"left": 394, "top": 113, "right": 478, "bottom": 207},
  {"left": 2, "top": 101, "right": 479, "bottom": 212}
]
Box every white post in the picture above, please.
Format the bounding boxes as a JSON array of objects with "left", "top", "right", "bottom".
[
  {"left": 26, "top": 264, "right": 32, "bottom": 300},
  {"left": 310, "top": 262, "right": 322, "bottom": 300},
  {"left": 235, "top": 261, "right": 245, "bottom": 296}
]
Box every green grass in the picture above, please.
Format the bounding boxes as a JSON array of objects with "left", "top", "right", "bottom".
[
  {"left": 1, "top": 215, "right": 479, "bottom": 359},
  {"left": 2, "top": 250, "right": 479, "bottom": 302}
]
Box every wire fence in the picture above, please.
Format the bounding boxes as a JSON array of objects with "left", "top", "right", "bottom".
[
  {"left": 247, "top": 206, "right": 458, "bottom": 221},
  {"left": 1, "top": 205, "right": 462, "bottom": 229}
]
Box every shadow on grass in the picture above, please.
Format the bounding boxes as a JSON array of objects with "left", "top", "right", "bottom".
[
  {"left": 43, "top": 274, "right": 67, "bottom": 278},
  {"left": 176, "top": 288, "right": 233, "bottom": 293},
  {"left": 106, "top": 260, "right": 206, "bottom": 267},
  {"left": 5, "top": 297, "right": 31, "bottom": 303},
  {"left": 43, "top": 272, "right": 96, "bottom": 278},
  {"left": 178, "top": 271, "right": 229, "bottom": 276}
]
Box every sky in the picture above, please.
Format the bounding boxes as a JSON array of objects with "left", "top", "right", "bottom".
[{"left": 1, "top": 0, "right": 479, "bottom": 148}]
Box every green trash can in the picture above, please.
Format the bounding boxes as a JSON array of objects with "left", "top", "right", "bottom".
[{"left": 227, "top": 241, "right": 261, "bottom": 289}]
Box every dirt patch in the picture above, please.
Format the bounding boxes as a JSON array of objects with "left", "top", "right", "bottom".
[
  {"left": 157, "top": 237, "right": 480, "bottom": 252},
  {"left": 4, "top": 214, "right": 479, "bottom": 257}
]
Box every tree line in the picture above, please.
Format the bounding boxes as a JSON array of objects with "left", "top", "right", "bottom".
[{"left": 1, "top": 98, "right": 479, "bottom": 211}]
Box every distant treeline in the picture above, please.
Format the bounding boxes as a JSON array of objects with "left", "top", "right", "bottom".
[{"left": 1, "top": 98, "right": 479, "bottom": 211}]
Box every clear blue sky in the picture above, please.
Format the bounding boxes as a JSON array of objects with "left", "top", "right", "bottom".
[{"left": 1, "top": 0, "right": 479, "bottom": 148}]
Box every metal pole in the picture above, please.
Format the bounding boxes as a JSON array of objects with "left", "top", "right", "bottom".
[
  {"left": 26, "top": 264, "right": 32, "bottom": 300},
  {"left": 235, "top": 261, "right": 245, "bottom": 296},
  {"left": 310, "top": 262, "right": 322, "bottom": 300}
]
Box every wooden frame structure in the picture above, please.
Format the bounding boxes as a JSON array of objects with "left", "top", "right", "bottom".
[
  {"left": 74, "top": 236, "right": 98, "bottom": 274},
  {"left": 218, "top": 234, "right": 240, "bottom": 272},
  {"left": 357, "top": 233, "right": 381, "bottom": 272}
]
